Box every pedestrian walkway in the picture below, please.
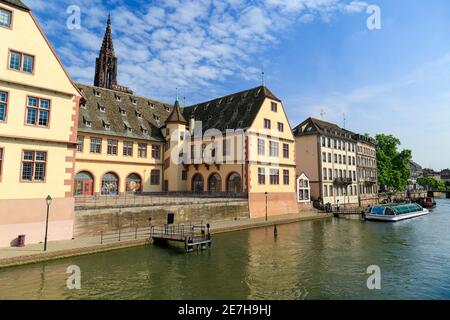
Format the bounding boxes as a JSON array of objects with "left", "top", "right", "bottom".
[{"left": 0, "top": 210, "right": 329, "bottom": 268}]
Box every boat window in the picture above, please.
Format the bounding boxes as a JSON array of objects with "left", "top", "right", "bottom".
[
  {"left": 371, "top": 207, "right": 385, "bottom": 215},
  {"left": 385, "top": 208, "right": 395, "bottom": 216}
]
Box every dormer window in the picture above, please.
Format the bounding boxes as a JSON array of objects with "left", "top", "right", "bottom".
[
  {"left": 103, "top": 120, "right": 111, "bottom": 131},
  {"left": 218, "top": 99, "right": 223, "bottom": 105},
  {"left": 131, "top": 97, "right": 137, "bottom": 105},
  {"left": 148, "top": 102, "right": 155, "bottom": 109},
  {"left": 220, "top": 112, "right": 224, "bottom": 118},
  {"left": 80, "top": 103, "right": 87, "bottom": 109},
  {"left": 119, "top": 107, "right": 126, "bottom": 116},
  {"left": 141, "top": 126, "right": 148, "bottom": 135},
  {"left": 94, "top": 90, "right": 101, "bottom": 97},
  {"left": 115, "top": 95, "right": 122, "bottom": 102},
  {"left": 238, "top": 121, "right": 243, "bottom": 128},
  {"left": 204, "top": 103, "right": 209, "bottom": 110},
  {"left": 165, "top": 106, "right": 170, "bottom": 112},
  {"left": 98, "top": 103, "right": 105, "bottom": 112},
  {"left": 228, "top": 97, "right": 233, "bottom": 103},
  {"left": 136, "top": 111, "right": 143, "bottom": 119},
  {"left": 83, "top": 116, "right": 92, "bottom": 128},
  {"left": 153, "top": 114, "right": 160, "bottom": 121},
  {"left": 124, "top": 122, "right": 132, "bottom": 133}
]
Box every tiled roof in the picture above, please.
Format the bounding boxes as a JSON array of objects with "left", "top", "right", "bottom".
[
  {"left": 76, "top": 84, "right": 171, "bottom": 141},
  {"left": 293, "top": 117, "right": 355, "bottom": 140},
  {"left": 166, "top": 100, "right": 187, "bottom": 124},
  {"left": 1, "top": 0, "right": 29, "bottom": 10},
  {"left": 183, "top": 86, "right": 280, "bottom": 133}
]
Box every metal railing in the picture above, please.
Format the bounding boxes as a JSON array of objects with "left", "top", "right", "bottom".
[
  {"left": 333, "top": 177, "right": 353, "bottom": 186},
  {"left": 150, "top": 222, "right": 208, "bottom": 241},
  {"left": 75, "top": 191, "right": 248, "bottom": 210},
  {"left": 99, "top": 226, "right": 152, "bottom": 244}
]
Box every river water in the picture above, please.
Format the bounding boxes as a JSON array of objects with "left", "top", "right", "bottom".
[{"left": 1, "top": 199, "right": 449, "bottom": 300}]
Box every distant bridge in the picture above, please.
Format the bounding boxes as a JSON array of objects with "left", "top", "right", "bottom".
[{"left": 427, "top": 190, "right": 450, "bottom": 198}]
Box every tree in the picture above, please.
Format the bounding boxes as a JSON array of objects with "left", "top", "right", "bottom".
[
  {"left": 418, "top": 177, "right": 446, "bottom": 191},
  {"left": 375, "top": 134, "right": 412, "bottom": 192}
]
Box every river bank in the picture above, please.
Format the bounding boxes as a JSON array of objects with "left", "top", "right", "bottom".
[{"left": 0, "top": 210, "right": 329, "bottom": 269}]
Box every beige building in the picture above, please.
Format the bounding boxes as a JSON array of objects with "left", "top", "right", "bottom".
[
  {"left": 293, "top": 118, "right": 359, "bottom": 208},
  {"left": 74, "top": 17, "right": 299, "bottom": 219},
  {"left": 0, "top": 0, "right": 82, "bottom": 247},
  {"left": 353, "top": 134, "right": 378, "bottom": 206}
]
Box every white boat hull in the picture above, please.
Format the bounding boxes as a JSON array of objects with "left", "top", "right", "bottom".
[{"left": 365, "top": 209, "right": 429, "bottom": 222}]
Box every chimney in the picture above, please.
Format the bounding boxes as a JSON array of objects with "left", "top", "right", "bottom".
[{"left": 190, "top": 116, "right": 195, "bottom": 135}]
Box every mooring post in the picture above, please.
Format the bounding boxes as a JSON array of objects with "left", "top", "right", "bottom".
[
  {"left": 274, "top": 224, "right": 278, "bottom": 237},
  {"left": 100, "top": 231, "right": 103, "bottom": 244}
]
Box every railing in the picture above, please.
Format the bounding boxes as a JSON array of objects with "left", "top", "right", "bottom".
[
  {"left": 75, "top": 191, "right": 248, "bottom": 210},
  {"left": 99, "top": 227, "right": 152, "bottom": 244},
  {"left": 150, "top": 222, "right": 208, "bottom": 241},
  {"left": 333, "top": 177, "right": 353, "bottom": 186}
]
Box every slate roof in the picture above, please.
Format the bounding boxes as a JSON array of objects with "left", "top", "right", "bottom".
[
  {"left": 1, "top": 0, "right": 29, "bottom": 10},
  {"left": 77, "top": 84, "right": 171, "bottom": 142},
  {"left": 293, "top": 117, "right": 355, "bottom": 140},
  {"left": 166, "top": 100, "right": 187, "bottom": 125},
  {"left": 183, "top": 86, "right": 281, "bottom": 133}
]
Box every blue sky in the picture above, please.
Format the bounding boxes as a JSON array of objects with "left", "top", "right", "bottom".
[{"left": 24, "top": 0, "right": 450, "bottom": 170}]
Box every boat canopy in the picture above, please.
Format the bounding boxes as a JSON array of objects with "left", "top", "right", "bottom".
[{"left": 371, "top": 204, "right": 423, "bottom": 216}]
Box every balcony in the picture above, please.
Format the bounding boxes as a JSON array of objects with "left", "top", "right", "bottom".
[
  {"left": 334, "top": 177, "right": 353, "bottom": 186},
  {"left": 364, "top": 177, "right": 378, "bottom": 185}
]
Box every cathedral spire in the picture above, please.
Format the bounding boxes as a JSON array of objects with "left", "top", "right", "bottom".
[{"left": 94, "top": 14, "right": 118, "bottom": 89}]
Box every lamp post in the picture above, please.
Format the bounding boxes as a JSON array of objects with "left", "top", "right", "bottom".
[
  {"left": 265, "top": 192, "right": 268, "bottom": 221},
  {"left": 44, "top": 195, "right": 52, "bottom": 252}
]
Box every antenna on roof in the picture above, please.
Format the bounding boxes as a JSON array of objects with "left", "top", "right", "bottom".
[
  {"left": 320, "top": 109, "right": 326, "bottom": 119},
  {"left": 176, "top": 88, "right": 179, "bottom": 102},
  {"left": 343, "top": 113, "right": 346, "bottom": 129},
  {"left": 261, "top": 71, "right": 265, "bottom": 87},
  {"left": 183, "top": 96, "right": 186, "bottom": 106}
]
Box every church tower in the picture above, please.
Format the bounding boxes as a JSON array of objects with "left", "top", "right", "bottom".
[{"left": 94, "top": 15, "right": 132, "bottom": 94}]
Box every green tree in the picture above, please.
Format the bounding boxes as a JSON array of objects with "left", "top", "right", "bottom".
[
  {"left": 375, "top": 134, "right": 412, "bottom": 192},
  {"left": 418, "top": 177, "right": 446, "bottom": 190}
]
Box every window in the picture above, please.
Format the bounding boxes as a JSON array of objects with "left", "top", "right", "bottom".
[
  {"left": 9, "top": 51, "right": 34, "bottom": 73},
  {"left": 123, "top": 141, "right": 133, "bottom": 157},
  {"left": 297, "top": 174, "right": 310, "bottom": 202},
  {"left": 76, "top": 136, "right": 84, "bottom": 153},
  {"left": 328, "top": 153, "right": 332, "bottom": 163},
  {"left": 0, "top": 8, "right": 12, "bottom": 28},
  {"left": 138, "top": 143, "right": 147, "bottom": 158},
  {"left": 107, "top": 139, "right": 118, "bottom": 155},
  {"left": 271, "top": 102, "right": 278, "bottom": 112},
  {"left": 277, "top": 122, "right": 284, "bottom": 132},
  {"left": 26, "top": 97, "right": 50, "bottom": 127},
  {"left": 322, "top": 152, "right": 326, "bottom": 163},
  {"left": 152, "top": 145, "right": 161, "bottom": 159},
  {"left": 270, "top": 169, "right": 279, "bottom": 185},
  {"left": 334, "top": 154, "right": 338, "bottom": 163},
  {"left": 21, "top": 151, "right": 47, "bottom": 182},
  {"left": 329, "top": 169, "right": 333, "bottom": 180},
  {"left": 0, "top": 91, "right": 8, "bottom": 122},
  {"left": 150, "top": 170, "right": 160, "bottom": 185},
  {"left": 90, "top": 138, "right": 102, "bottom": 154},
  {"left": 182, "top": 170, "right": 188, "bottom": 181},
  {"left": 264, "top": 118, "right": 271, "bottom": 129},
  {"left": 323, "top": 168, "right": 327, "bottom": 180},
  {"left": 269, "top": 141, "right": 279, "bottom": 157},
  {"left": 258, "top": 139, "right": 265, "bottom": 156},
  {"left": 283, "top": 170, "right": 290, "bottom": 185},
  {"left": 0, "top": 148, "right": 3, "bottom": 180},
  {"left": 283, "top": 144, "right": 289, "bottom": 158},
  {"left": 258, "top": 167, "right": 265, "bottom": 184}
]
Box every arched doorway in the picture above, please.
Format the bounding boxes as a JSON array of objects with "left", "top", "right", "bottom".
[
  {"left": 208, "top": 173, "right": 222, "bottom": 193},
  {"left": 101, "top": 172, "right": 119, "bottom": 195},
  {"left": 126, "top": 173, "right": 142, "bottom": 192},
  {"left": 192, "top": 174, "right": 204, "bottom": 193},
  {"left": 74, "top": 171, "right": 94, "bottom": 196},
  {"left": 227, "top": 172, "right": 241, "bottom": 193}
]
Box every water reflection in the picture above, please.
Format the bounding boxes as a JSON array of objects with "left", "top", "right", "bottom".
[{"left": 0, "top": 199, "right": 450, "bottom": 300}]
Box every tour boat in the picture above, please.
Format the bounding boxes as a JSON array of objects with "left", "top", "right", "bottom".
[
  {"left": 365, "top": 204, "right": 429, "bottom": 222},
  {"left": 415, "top": 197, "right": 437, "bottom": 209}
]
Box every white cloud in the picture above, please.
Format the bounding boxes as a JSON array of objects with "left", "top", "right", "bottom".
[{"left": 23, "top": 0, "right": 367, "bottom": 102}]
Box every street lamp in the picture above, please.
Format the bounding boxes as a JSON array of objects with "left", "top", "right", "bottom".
[
  {"left": 44, "top": 195, "right": 52, "bottom": 251},
  {"left": 265, "top": 192, "right": 268, "bottom": 221}
]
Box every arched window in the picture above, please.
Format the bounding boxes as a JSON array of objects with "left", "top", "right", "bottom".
[
  {"left": 227, "top": 172, "right": 241, "bottom": 193},
  {"left": 297, "top": 173, "right": 311, "bottom": 203},
  {"left": 192, "top": 174, "right": 204, "bottom": 193},
  {"left": 208, "top": 173, "right": 222, "bottom": 192},
  {"left": 74, "top": 171, "right": 94, "bottom": 196},
  {"left": 102, "top": 172, "right": 119, "bottom": 195},
  {"left": 126, "top": 173, "right": 142, "bottom": 192}
]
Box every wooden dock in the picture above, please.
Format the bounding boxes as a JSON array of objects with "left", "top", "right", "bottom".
[{"left": 150, "top": 223, "right": 212, "bottom": 253}]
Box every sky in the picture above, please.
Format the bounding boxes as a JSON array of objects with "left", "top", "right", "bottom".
[{"left": 23, "top": 0, "right": 450, "bottom": 170}]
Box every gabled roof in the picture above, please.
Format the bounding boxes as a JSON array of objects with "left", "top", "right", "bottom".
[
  {"left": 76, "top": 84, "right": 172, "bottom": 141},
  {"left": 1, "top": 0, "right": 29, "bottom": 10},
  {"left": 183, "top": 86, "right": 280, "bottom": 133},
  {"left": 293, "top": 117, "right": 355, "bottom": 140},
  {"left": 166, "top": 100, "right": 187, "bottom": 124}
]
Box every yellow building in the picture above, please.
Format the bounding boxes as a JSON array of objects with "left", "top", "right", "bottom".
[
  {"left": 75, "top": 18, "right": 299, "bottom": 218},
  {"left": 293, "top": 118, "right": 359, "bottom": 208},
  {"left": 0, "top": 0, "right": 82, "bottom": 247},
  {"left": 354, "top": 134, "right": 379, "bottom": 206}
]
